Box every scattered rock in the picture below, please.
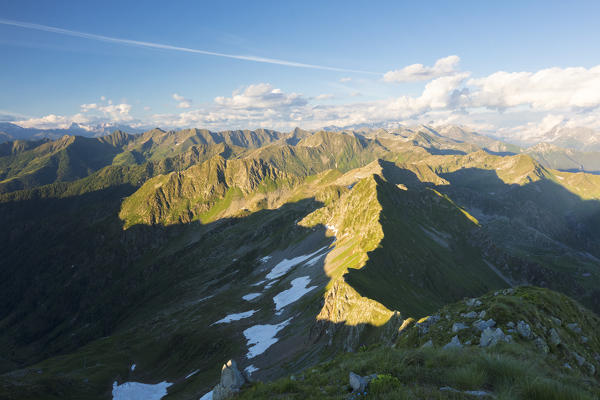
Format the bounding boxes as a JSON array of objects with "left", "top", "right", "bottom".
[
  {"left": 580, "top": 336, "right": 589, "bottom": 344},
  {"left": 534, "top": 337, "right": 549, "bottom": 354},
  {"left": 517, "top": 321, "right": 532, "bottom": 339},
  {"left": 550, "top": 317, "right": 562, "bottom": 326},
  {"left": 212, "top": 360, "right": 246, "bottom": 400},
  {"left": 440, "top": 386, "right": 460, "bottom": 393},
  {"left": 348, "top": 372, "right": 376, "bottom": 392},
  {"left": 421, "top": 340, "right": 433, "bottom": 348},
  {"left": 465, "top": 340, "right": 472, "bottom": 345},
  {"left": 478, "top": 310, "right": 487, "bottom": 319},
  {"left": 506, "top": 321, "right": 515, "bottom": 328},
  {"left": 349, "top": 372, "right": 367, "bottom": 392},
  {"left": 572, "top": 352, "right": 585, "bottom": 366},
  {"left": 583, "top": 362, "right": 596, "bottom": 376},
  {"left": 473, "top": 319, "right": 496, "bottom": 331},
  {"left": 567, "top": 323, "right": 582, "bottom": 334},
  {"left": 452, "top": 322, "right": 468, "bottom": 333},
  {"left": 563, "top": 363, "right": 572, "bottom": 369},
  {"left": 440, "top": 387, "right": 493, "bottom": 397},
  {"left": 502, "top": 288, "right": 514, "bottom": 295},
  {"left": 417, "top": 315, "right": 440, "bottom": 334},
  {"left": 465, "top": 390, "right": 494, "bottom": 397},
  {"left": 461, "top": 311, "right": 478, "bottom": 318},
  {"left": 548, "top": 328, "right": 561, "bottom": 346},
  {"left": 465, "top": 298, "right": 482, "bottom": 307},
  {"left": 480, "top": 327, "right": 508, "bottom": 347},
  {"left": 443, "top": 336, "right": 463, "bottom": 349}
]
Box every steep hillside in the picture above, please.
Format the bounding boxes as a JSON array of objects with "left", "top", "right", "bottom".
[
  {"left": 1, "top": 128, "right": 599, "bottom": 400},
  {"left": 235, "top": 287, "right": 600, "bottom": 400}
]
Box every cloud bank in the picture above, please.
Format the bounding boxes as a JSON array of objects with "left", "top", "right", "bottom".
[
  {"left": 383, "top": 55, "right": 460, "bottom": 83},
  {"left": 13, "top": 60, "right": 600, "bottom": 142}
]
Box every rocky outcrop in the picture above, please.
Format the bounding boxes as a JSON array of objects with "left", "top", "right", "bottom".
[{"left": 212, "top": 360, "right": 246, "bottom": 400}]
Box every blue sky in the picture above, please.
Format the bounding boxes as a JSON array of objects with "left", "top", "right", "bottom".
[{"left": 1, "top": 1, "right": 599, "bottom": 139}]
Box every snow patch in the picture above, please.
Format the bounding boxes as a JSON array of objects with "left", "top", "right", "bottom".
[
  {"left": 112, "top": 381, "right": 172, "bottom": 400},
  {"left": 199, "top": 390, "right": 213, "bottom": 400},
  {"left": 185, "top": 369, "right": 199, "bottom": 379},
  {"left": 243, "top": 318, "right": 292, "bottom": 358},
  {"left": 243, "top": 293, "right": 261, "bottom": 301},
  {"left": 130, "top": 364, "right": 136, "bottom": 371},
  {"left": 260, "top": 256, "right": 272, "bottom": 263},
  {"left": 266, "top": 247, "right": 327, "bottom": 280},
  {"left": 251, "top": 280, "right": 266, "bottom": 287},
  {"left": 245, "top": 365, "right": 259, "bottom": 376},
  {"left": 326, "top": 224, "right": 338, "bottom": 236},
  {"left": 273, "top": 276, "right": 317, "bottom": 311},
  {"left": 304, "top": 252, "right": 327, "bottom": 267},
  {"left": 264, "top": 279, "right": 279, "bottom": 290},
  {"left": 212, "top": 310, "right": 257, "bottom": 325}
]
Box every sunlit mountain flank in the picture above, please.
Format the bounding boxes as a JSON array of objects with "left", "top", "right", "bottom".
[{"left": 1, "top": 2, "right": 599, "bottom": 399}]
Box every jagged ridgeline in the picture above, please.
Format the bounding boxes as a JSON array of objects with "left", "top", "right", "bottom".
[{"left": 0, "top": 126, "right": 599, "bottom": 399}]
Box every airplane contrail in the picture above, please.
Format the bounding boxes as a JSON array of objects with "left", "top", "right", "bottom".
[{"left": 0, "top": 18, "right": 381, "bottom": 75}]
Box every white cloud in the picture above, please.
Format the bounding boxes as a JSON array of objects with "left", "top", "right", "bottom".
[
  {"left": 384, "top": 55, "right": 460, "bottom": 83},
  {"left": 214, "top": 83, "right": 306, "bottom": 109},
  {"left": 340, "top": 77, "right": 352, "bottom": 82},
  {"left": 172, "top": 93, "right": 192, "bottom": 109},
  {"left": 13, "top": 61, "right": 600, "bottom": 141},
  {"left": 468, "top": 65, "right": 600, "bottom": 111},
  {"left": 315, "top": 93, "right": 334, "bottom": 100},
  {"left": 16, "top": 98, "right": 134, "bottom": 129}
]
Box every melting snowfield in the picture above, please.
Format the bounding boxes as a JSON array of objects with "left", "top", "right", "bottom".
[
  {"left": 199, "top": 390, "right": 213, "bottom": 400},
  {"left": 112, "top": 381, "right": 172, "bottom": 400},
  {"left": 243, "top": 318, "right": 292, "bottom": 358},
  {"left": 266, "top": 247, "right": 328, "bottom": 280},
  {"left": 242, "top": 293, "right": 261, "bottom": 301},
  {"left": 244, "top": 364, "right": 259, "bottom": 376},
  {"left": 185, "top": 369, "right": 199, "bottom": 379},
  {"left": 212, "top": 310, "right": 257, "bottom": 325},
  {"left": 273, "top": 276, "right": 317, "bottom": 311},
  {"left": 304, "top": 251, "right": 327, "bottom": 267}
]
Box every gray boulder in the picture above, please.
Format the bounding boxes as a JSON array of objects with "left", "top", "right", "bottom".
[
  {"left": 573, "top": 352, "right": 585, "bottom": 366},
  {"left": 480, "top": 327, "right": 507, "bottom": 347},
  {"left": 465, "top": 298, "right": 482, "bottom": 307},
  {"left": 581, "top": 336, "right": 589, "bottom": 344},
  {"left": 516, "top": 321, "right": 532, "bottom": 339},
  {"left": 421, "top": 339, "right": 433, "bottom": 348},
  {"left": 548, "top": 328, "right": 561, "bottom": 346},
  {"left": 452, "top": 322, "right": 468, "bottom": 333},
  {"left": 212, "top": 360, "right": 246, "bottom": 400},
  {"left": 416, "top": 315, "right": 440, "bottom": 334},
  {"left": 349, "top": 372, "right": 367, "bottom": 392},
  {"left": 534, "top": 337, "right": 549, "bottom": 354},
  {"left": 550, "top": 316, "right": 562, "bottom": 326},
  {"left": 461, "top": 311, "right": 478, "bottom": 318},
  {"left": 473, "top": 319, "right": 496, "bottom": 331},
  {"left": 443, "top": 335, "right": 463, "bottom": 349},
  {"left": 567, "top": 323, "right": 582, "bottom": 334},
  {"left": 583, "top": 362, "right": 596, "bottom": 376}
]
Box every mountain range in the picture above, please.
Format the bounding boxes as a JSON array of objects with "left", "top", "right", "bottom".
[{"left": 0, "top": 125, "right": 599, "bottom": 399}]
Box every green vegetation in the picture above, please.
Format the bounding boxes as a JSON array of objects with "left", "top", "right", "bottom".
[{"left": 1, "top": 127, "right": 600, "bottom": 400}]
